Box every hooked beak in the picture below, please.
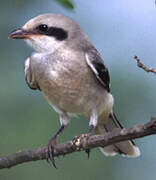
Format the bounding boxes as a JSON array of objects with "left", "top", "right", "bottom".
[{"left": 8, "top": 28, "right": 31, "bottom": 39}]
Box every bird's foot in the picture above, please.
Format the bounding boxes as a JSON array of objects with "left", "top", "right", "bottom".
[
  {"left": 73, "top": 133, "right": 91, "bottom": 158},
  {"left": 46, "top": 137, "right": 57, "bottom": 168},
  {"left": 85, "top": 148, "right": 91, "bottom": 159}
]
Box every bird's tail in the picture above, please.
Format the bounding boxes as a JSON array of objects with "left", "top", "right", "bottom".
[{"left": 94, "top": 112, "right": 140, "bottom": 157}]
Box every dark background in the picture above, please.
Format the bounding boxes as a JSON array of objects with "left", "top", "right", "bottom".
[{"left": 0, "top": 0, "right": 156, "bottom": 179}]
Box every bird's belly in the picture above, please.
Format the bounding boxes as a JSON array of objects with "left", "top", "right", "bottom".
[
  {"left": 32, "top": 53, "right": 112, "bottom": 115},
  {"left": 41, "top": 80, "right": 95, "bottom": 114},
  {"left": 38, "top": 70, "right": 107, "bottom": 114},
  {"left": 41, "top": 77, "right": 112, "bottom": 116}
]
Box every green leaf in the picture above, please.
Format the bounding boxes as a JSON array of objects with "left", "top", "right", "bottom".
[{"left": 55, "top": 0, "right": 74, "bottom": 9}]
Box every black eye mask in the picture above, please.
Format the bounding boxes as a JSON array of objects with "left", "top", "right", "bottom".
[{"left": 35, "top": 24, "right": 68, "bottom": 41}]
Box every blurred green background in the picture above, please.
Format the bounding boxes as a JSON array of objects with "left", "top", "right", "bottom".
[{"left": 1, "top": 0, "right": 156, "bottom": 179}]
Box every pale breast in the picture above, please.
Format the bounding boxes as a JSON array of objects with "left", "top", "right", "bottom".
[{"left": 30, "top": 49, "right": 108, "bottom": 114}]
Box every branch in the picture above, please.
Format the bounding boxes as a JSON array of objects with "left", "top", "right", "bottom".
[
  {"left": 0, "top": 118, "right": 156, "bottom": 169},
  {"left": 134, "top": 56, "right": 156, "bottom": 74}
]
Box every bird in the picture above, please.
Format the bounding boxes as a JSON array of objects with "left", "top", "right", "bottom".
[{"left": 9, "top": 13, "right": 140, "bottom": 167}]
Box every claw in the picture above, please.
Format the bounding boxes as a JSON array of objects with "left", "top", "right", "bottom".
[
  {"left": 46, "top": 125, "right": 65, "bottom": 168},
  {"left": 47, "top": 138, "right": 57, "bottom": 168},
  {"left": 49, "top": 148, "right": 56, "bottom": 168},
  {"left": 85, "top": 148, "right": 90, "bottom": 159},
  {"left": 85, "top": 133, "right": 91, "bottom": 159}
]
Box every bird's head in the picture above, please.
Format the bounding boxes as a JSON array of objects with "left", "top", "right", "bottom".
[{"left": 9, "top": 14, "right": 81, "bottom": 53}]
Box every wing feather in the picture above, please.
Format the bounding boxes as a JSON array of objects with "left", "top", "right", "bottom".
[
  {"left": 24, "top": 57, "right": 40, "bottom": 90},
  {"left": 85, "top": 49, "right": 110, "bottom": 92}
]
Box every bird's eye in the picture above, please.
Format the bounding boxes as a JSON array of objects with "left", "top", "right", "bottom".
[{"left": 38, "top": 24, "right": 48, "bottom": 32}]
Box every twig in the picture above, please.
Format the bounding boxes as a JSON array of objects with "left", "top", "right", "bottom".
[
  {"left": 0, "top": 118, "right": 156, "bottom": 169},
  {"left": 134, "top": 56, "right": 156, "bottom": 74}
]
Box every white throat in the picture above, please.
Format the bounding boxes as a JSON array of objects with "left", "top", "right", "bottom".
[{"left": 25, "top": 35, "right": 65, "bottom": 53}]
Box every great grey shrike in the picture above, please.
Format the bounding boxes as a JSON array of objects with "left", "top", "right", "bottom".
[{"left": 9, "top": 13, "right": 140, "bottom": 167}]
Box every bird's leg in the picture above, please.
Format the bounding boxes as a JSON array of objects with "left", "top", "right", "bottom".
[
  {"left": 47, "top": 113, "right": 69, "bottom": 168},
  {"left": 73, "top": 109, "right": 98, "bottom": 158},
  {"left": 47, "top": 125, "right": 64, "bottom": 167},
  {"left": 85, "top": 109, "right": 98, "bottom": 158}
]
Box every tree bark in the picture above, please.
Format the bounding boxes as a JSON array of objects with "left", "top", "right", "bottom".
[{"left": 0, "top": 118, "right": 156, "bottom": 169}]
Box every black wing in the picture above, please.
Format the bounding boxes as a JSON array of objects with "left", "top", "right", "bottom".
[{"left": 85, "top": 49, "right": 110, "bottom": 92}]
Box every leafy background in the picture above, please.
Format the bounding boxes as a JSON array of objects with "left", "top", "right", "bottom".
[{"left": 0, "top": 0, "right": 156, "bottom": 179}]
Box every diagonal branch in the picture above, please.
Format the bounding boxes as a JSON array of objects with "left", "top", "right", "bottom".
[
  {"left": 134, "top": 56, "right": 156, "bottom": 74},
  {"left": 0, "top": 118, "right": 156, "bottom": 169}
]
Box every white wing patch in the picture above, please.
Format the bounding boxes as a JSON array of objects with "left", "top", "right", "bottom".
[
  {"left": 85, "top": 53, "right": 107, "bottom": 87},
  {"left": 24, "top": 57, "right": 30, "bottom": 75},
  {"left": 85, "top": 53, "right": 99, "bottom": 75},
  {"left": 24, "top": 56, "right": 40, "bottom": 90}
]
